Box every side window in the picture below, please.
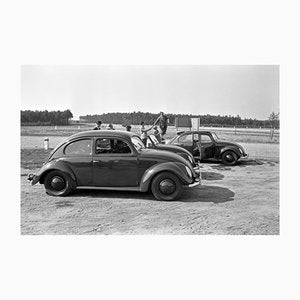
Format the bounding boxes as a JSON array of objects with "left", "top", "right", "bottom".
[
  {"left": 64, "top": 139, "right": 92, "bottom": 155},
  {"left": 193, "top": 133, "right": 200, "bottom": 142},
  {"left": 95, "top": 138, "right": 131, "bottom": 154},
  {"left": 201, "top": 135, "right": 212, "bottom": 143},
  {"left": 178, "top": 134, "right": 193, "bottom": 145},
  {"left": 95, "top": 138, "right": 112, "bottom": 153}
]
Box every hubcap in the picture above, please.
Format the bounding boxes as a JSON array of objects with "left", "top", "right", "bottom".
[
  {"left": 51, "top": 176, "right": 65, "bottom": 191},
  {"left": 225, "top": 154, "right": 234, "bottom": 162},
  {"left": 159, "top": 179, "right": 176, "bottom": 195}
]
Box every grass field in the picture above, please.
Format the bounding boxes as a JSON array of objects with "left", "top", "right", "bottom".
[{"left": 21, "top": 124, "right": 279, "bottom": 144}]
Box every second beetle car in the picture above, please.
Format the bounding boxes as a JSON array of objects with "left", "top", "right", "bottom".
[
  {"left": 146, "top": 134, "right": 200, "bottom": 175},
  {"left": 168, "top": 130, "right": 248, "bottom": 165},
  {"left": 28, "top": 130, "right": 200, "bottom": 201}
]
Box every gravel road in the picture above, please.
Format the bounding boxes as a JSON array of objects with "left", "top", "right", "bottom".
[{"left": 21, "top": 157, "right": 279, "bottom": 235}]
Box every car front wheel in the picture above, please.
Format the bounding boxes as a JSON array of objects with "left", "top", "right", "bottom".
[
  {"left": 151, "top": 172, "right": 183, "bottom": 201},
  {"left": 221, "top": 150, "right": 238, "bottom": 165},
  {"left": 44, "top": 170, "right": 74, "bottom": 196}
]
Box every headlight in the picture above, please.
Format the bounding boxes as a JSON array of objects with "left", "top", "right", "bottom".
[{"left": 185, "top": 166, "right": 192, "bottom": 178}]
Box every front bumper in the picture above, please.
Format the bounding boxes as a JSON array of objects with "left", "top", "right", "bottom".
[
  {"left": 239, "top": 153, "right": 249, "bottom": 160},
  {"left": 193, "top": 162, "right": 201, "bottom": 176},
  {"left": 188, "top": 162, "right": 201, "bottom": 188},
  {"left": 188, "top": 177, "right": 200, "bottom": 188}
]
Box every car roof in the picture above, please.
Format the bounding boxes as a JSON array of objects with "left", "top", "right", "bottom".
[
  {"left": 177, "top": 130, "right": 213, "bottom": 135},
  {"left": 66, "top": 130, "right": 138, "bottom": 141}
]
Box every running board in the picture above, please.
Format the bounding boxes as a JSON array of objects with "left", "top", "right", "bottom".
[{"left": 76, "top": 186, "right": 141, "bottom": 192}]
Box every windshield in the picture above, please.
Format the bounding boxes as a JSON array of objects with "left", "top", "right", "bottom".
[
  {"left": 168, "top": 135, "right": 177, "bottom": 144},
  {"left": 131, "top": 136, "right": 145, "bottom": 151},
  {"left": 212, "top": 132, "right": 219, "bottom": 140}
]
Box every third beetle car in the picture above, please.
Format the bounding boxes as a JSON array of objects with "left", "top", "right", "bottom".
[
  {"left": 167, "top": 130, "right": 248, "bottom": 165},
  {"left": 146, "top": 134, "right": 200, "bottom": 175},
  {"left": 28, "top": 130, "right": 200, "bottom": 201}
]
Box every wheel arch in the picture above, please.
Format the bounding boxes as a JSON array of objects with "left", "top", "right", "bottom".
[
  {"left": 139, "top": 162, "right": 192, "bottom": 192},
  {"left": 38, "top": 162, "right": 77, "bottom": 187},
  {"left": 219, "top": 146, "right": 241, "bottom": 159}
]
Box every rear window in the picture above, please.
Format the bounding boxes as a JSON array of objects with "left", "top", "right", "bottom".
[
  {"left": 64, "top": 139, "right": 92, "bottom": 155},
  {"left": 201, "top": 135, "right": 212, "bottom": 143}
]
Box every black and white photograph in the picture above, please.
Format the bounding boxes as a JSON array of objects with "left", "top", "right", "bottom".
[
  {"left": 2, "top": 1, "right": 300, "bottom": 300},
  {"left": 21, "top": 65, "right": 279, "bottom": 235}
]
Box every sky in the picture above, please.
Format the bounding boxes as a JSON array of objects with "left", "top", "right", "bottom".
[{"left": 21, "top": 65, "right": 279, "bottom": 120}]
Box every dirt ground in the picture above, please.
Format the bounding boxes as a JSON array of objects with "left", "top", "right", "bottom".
[{"left": 21, "top": 151, "right": 279, "bottom": 235}]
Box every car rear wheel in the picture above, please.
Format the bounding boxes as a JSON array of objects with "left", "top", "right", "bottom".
[
  {"left": 44, "top": 170, "right": 74, "bottom": 196},
  {"left": 151, "top": 172, "right": 183, "bottom": 201},
  {"left": 221, "top": 150, "right": 238, "bottom": 165}
]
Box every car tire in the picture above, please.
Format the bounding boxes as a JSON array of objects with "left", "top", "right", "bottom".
[
  {"left": 221, "top": 150, "right": 238, "bottom": 165},
  {"left": 151, "top": 172, "right": 183, "bottom": 201},
  {"left": 44, "top": 170, "right": 74, "bottom": 196}
]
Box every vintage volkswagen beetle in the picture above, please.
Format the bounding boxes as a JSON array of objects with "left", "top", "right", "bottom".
[
  {"left": 147, "top": 134, "right": 200, "bottom": 175},
  {"left": 167, "top": 130, "right": 248, "bottom": 165},
  {"left": 28, "top": 130, "right": 200, "bottom": 201}
]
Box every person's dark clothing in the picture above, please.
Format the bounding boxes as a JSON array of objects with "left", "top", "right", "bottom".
[
  {"left": 159, "top": 114, "right": 168, "bottom": 135},
  {"left": 142, "top": 138, "right": 147, "bottom": 147},
  {"left": 154, "top": 130, "right": 162, "bottom": 143}
]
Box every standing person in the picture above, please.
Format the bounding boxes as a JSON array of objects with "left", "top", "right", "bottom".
[
  {"left": 107, "top": 123, "right": 115, "bottom": 130},
  {"left": 140, "top": 121, "right": 153, "bottom": 146},
  {"left": 153, "top": 125, "right": 162, "bottom": 143},
  {"left": 158, "top": 112, "right": 168, "bottom": 137},
  {"left": 93, "top": 120, "right": 102, "bottom": 130},
  {"left": 126, "top": 125, "right": 132, "bottom": 132}
]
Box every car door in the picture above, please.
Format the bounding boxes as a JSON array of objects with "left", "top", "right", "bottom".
[
  {"left": 62, "top": 138, "right": 93, "bottom": 186},
  {"left": 199, "top": 133, "right": 215, "bottom": 159},
  {"left": 191, "top": 133, "right": 201, "bottom": 158},
  {"left": 93, "top": 137, "right": 139, "bottom": 187}
]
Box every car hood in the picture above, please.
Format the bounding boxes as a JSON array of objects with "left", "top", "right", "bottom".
[
  {"left": 139, "top": 148, "right": 190, "bottom": 165},
  {"left": 155, "top": 144, "right": 191, "bottom": 155}
]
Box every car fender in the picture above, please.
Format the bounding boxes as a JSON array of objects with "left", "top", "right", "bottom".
[
  {"left": 139, "top": 162, "right": 192, "bottom": 192},
  {"left": 219, "top": 146, "right": 241, "bottom": 158},
  {"left": 177, "top": 152, "right": 194, "bottom": 164},
  {"left": 34, "top": 159, "right": 77, "bottom": 186},
  {"left": 175, "top": 151, "right": 188, "bottom": 160}
]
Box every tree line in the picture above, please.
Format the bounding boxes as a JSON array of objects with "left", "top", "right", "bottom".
[
  {"left": 20, "top": 109, "right": 279, "bottom": 128},
  {"left": 21, "top": 110, "right": 73, "bottom": 125},
  {"left": 80, "top": 111, "right": 280, "bottom": 128}
]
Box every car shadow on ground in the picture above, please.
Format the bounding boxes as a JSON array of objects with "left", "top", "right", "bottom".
[
  {"left": 180, "top": 185, "right": 235, "bottom": 203},
  {"left": 70, "top": 189, "right": 154, "bottom": 201},
  {"left": 55, "top": 200, "right": 75, "bottom": 208},
  {"left": 209, "top": 159, "right": 265, "bottom": 170},
  {"left": 59, "top": 184, "right": 234, "bottom": 204},
  {"left": 201, "top": 171, "right": 224, "bottom": 180}
]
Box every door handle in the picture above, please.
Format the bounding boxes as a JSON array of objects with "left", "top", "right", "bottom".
[{"left": 93, "top": 160, "right": 101, "bottom": 163}]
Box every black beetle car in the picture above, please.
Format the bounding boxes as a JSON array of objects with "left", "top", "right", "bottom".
[
  {"left": 146, "top": 134, "right": 200, "bottom": 174},
  {"left": 28, "top": 130, "right": 200, "bottom": 201},
  {"left": 167, "top": 130, "right": 248, "bottom": 165}
]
